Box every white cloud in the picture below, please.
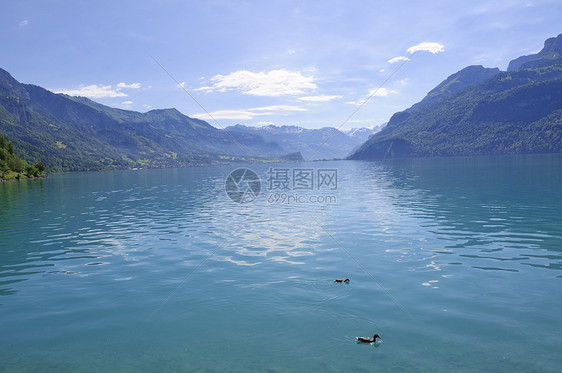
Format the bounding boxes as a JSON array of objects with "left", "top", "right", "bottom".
[
  {"left": 193, "top": 104, "right": 307, "bottom": 121},
  {"left": 194, "top": 86, "right": 214, "bottom": 92},
  {"left": 194, "top": 110, "right": 264, "bottom": 121},
  {"left": 143, "top": 104, "right": 152, "bottom": 109},
  {"left": 53, "top": 81, "right": 141, "bottom": 98},
  {"left": 398, "top": 78, "right": 410, "bottom": 86},
  {"left": 346, "top": 88, "right": 397, "bottom": 106},
  {"left": 195, "top": 69, "right": 317, "bottom": 96},
  {"left": 19, "top": 20, "right": 28, "bottom": 27},
  {"left": 298, "top": 95, "right": 343, "bottom": 102},
  {"left": 54, "top": 84, "right": 127, "bottom": 98},
  {"left": 116, "top": 82, "right": 141, "bottom": 89},
  {"left": 251, "top": 105, "right": 307, "bottom": 112},
  {"left": 259, "top": 121, "right": 274, "bottom": 125},
  {"left": 407, "top": 42, "right": 445, "bottom": 54},
  {"left": 121, "top": 101, "right": 133, "bottom": 105},
  {"left": 388, "top": 56, "right": 410, "bottom": 63},
  {"left": 368, "top": 87, "right": 397, "bottom": 97}
]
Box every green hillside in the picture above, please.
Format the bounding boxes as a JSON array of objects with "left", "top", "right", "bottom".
[
  {"left": 349, "top": 34, "right": 562, "bottom": 160},
  {"left": 0, "top": 68, "right": 287, "bottom": 172},
  {"left": 0, "top": 134, "right": 45, "bottom": 180}
]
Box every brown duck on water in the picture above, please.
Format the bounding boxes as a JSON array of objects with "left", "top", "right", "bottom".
[{"left": 356, "top": 334, "right": 381, "bottom": 343}]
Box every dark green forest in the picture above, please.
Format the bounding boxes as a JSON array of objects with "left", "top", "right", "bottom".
[{"left": 0, "top": 134, "right": 45, "bottom": 180}]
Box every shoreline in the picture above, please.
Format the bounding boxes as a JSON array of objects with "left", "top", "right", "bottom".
[{"left": 0, "top": 175, "right": 48, "bottom": 183}]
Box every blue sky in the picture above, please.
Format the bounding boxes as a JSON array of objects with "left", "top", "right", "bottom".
[{"left": 1, "top": 0, "right": 561, "bottom": 129}]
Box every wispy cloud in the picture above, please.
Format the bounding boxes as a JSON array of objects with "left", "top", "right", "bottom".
[
  {"left": 251, "top": 105, "right": 307, "bottom": 112},
  {"left": 19, "top": 20, "right": 28, "bottom": 27},
  {"left": 346, "top": 88, "right": 397, "bottom": 106},
  {"left": 54, "top": 84, "right": 127, "bottom": 98},
  {"left": 407, "top": 42, "right": 445, "bottom": 54},
  {"left": 398, "top": 78, "right": 410, "bottom": 86},
  {"left": 298, "top": 95, "right": 342, "bottom": 102},
  {"left": 369, "top": 88, "right": 397, "bottom": 97},
  {"left": 121, "top": 101, "right": 133, "bottom": 105},
  {"left": 53, "top": 82, "right": 141, "bottom": 98},
  {"left": 116, "top": 82, "right": 141, "bottom": 89},
  {"left": 195, "top": 69, "right": 317, "bottom": 97},
  {"left": 193, "top": 104, "right": 307, "bottom": 120},
  {"left": 388, "top": 56, "right": 410, "bottom": 63},
  {"left": 193, "top": 110, "right": 262, "bottom": 120}
]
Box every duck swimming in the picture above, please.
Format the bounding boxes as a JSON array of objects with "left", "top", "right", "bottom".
[
  {"left": 334, "top": 278, "right": 350, "bottom": 283},
  {"left": 356, "top": 334, "right": 381, "bottom": 343}
]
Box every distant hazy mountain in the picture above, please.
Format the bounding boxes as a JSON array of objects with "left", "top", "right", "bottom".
[
  {"left": 349, "top": 34, "right": 562, "bottom": 160},
  {"left": 225, "top": 124, "right": 362, "bottom": 160},
  {"left": 0, "top": 68, "right": 291, "bottom": 171},
  {"left": 343, "top": 124, "right": 386, "bottom": 142}
]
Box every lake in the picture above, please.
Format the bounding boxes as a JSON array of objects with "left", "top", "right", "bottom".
[{"left": 1, "top": 154, "right": 561, "bottom": 372}]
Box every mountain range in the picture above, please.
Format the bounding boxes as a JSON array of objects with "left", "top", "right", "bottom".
[
  {"left": 0, "top": 68, "right": 382, "bottom": 171},
  {"left": 349, "top": 34, "right": 562, "bottom": 160},
  {"left": 2, "top": 35, "right": 561, "bottom": 171},
  {"left": 224, "top": 124, "right": 380, "bottom": 160},
  {"left": 0, "top": 68, "right": 290, "bottom": 171},
  {"left": 343, "top": 124, "right": 386, "bottom": 142}
]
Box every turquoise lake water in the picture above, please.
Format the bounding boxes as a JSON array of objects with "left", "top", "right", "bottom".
[{"left": 1, "top": 154, "right": 561, "bottom": 372}]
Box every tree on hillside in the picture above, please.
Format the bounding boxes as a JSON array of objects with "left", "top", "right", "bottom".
[
  {"left": 25, "top": 165, "right": 37, "bottom": 178},
  {"left": 35, "top": 162, "right": 46, "bottom": 174},
  {"left": 0, "top": 160, "right": 9, "bottom": 178},
  {"left": 1, "top": 134, "right": 47, "bottom": 178},
  {"left": 7, "top": 157, "right": 26, "bottom": 173},
  {"left": 0, "top": 147, "right": 8, "bottom": 162}
]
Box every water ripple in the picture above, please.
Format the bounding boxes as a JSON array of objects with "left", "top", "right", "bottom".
[{"left": 1, "top": 157, "right": 561, "bottom": 372}]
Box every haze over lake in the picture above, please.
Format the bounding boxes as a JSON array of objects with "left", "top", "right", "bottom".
[{"left": 1, "top": 154, "right": 561, "bottom": 372}]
